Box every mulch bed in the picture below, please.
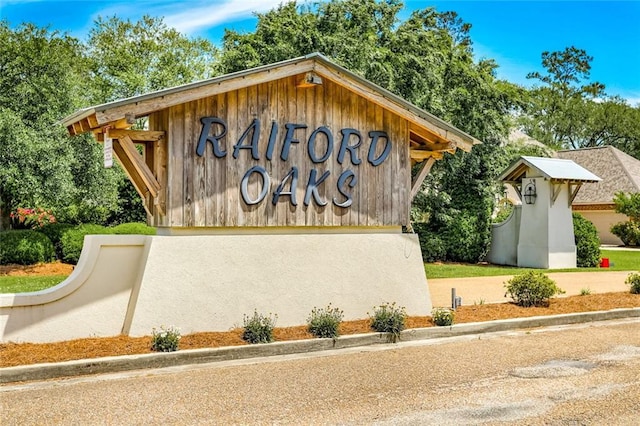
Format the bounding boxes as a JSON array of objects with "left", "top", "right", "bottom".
[{"left": 1, "top": 292, "right": 638, "bottom": 368}]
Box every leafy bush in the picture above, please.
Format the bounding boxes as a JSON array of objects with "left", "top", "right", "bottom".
[
  {"left": 432, "top": 307, "right": 454, "bottom": 326},
  {"left": 307, "top": 304, "right": 343, "bottom": 338},
  {"left": 38, "top": 223, "right": 74, "bottom": 259},
  {"left": 505, "top": 271, "right": 565, "bottom": 307},
  {"left": 0, "top": 230, "right": 55, "bottom": 265},
  {"left": 572, "top": 213, "right": 600, "bottom": 267},
  {"left": 369, "top": 302, "right": 407, "bottom": 341},
  {"left": 626, "top": 272, "right": 640, "bottom": 294},
  {"left": 611, "top": 221, "right": 640, "bottom": 246},
  {"left": 151, "top": 325, "right": 181, "bottom": 352},
  {"left": 242, "top": 310, "right": 277, "bottom": 344},
  {"left": 111, "top": 222, "right": 156, "bottom": 235},
  {"left": 613, "top": 191, "right": 640, "bottom": 221},
  {"left": 59, "top": 224, "right": 114, "bottom": 264},
  {"left": 413, "top": 224, "right": 447, "bottom": 262},
  {"left": 492, "top": 200, "right": 514, "bottom": 223}
]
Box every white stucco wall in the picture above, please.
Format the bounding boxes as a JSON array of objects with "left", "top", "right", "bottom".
[{"left": 487, "top": 206, "right": 521, "bottom": 266}]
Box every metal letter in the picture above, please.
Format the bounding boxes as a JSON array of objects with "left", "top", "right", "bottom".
[
  {"left": 233, "top": 118, "right": 261, "bottom": 160},
  {"left": 304, "top": 169, "right": 330, "bottom": 206},
  {"left": 280, "top": 123, "right": 307, "bottom": 161},
  {"left": 367, "top": 131, "right": 391, "bottom": 166},
  {"left": 266, "top": 120, "right": 278, "bottom": 161},
  {"left": 241, "top": 166, "right": 270, "bottom": 205},
  {"left": 307, "top": 126, "right": 333, "bottom": 163},
  {"left": 333, "top": 170, "right": 358, "bottom": 208},
  {"left": 272, "top": 166, "right": 299, "bottom": 206},
  {"left": 337, "top": 128, "right": 362, "bottom": 165},
  {"left": 196, "top": 117, "right": 227, "bottom": 157}
]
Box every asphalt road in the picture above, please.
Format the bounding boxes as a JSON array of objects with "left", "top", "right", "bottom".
[{"left": 2, "top": 319, "right": 639, "bottom": 425}]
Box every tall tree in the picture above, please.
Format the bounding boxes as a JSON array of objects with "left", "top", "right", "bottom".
[{"left": 520, "top": 46, "right": 639, "bottom": 157}]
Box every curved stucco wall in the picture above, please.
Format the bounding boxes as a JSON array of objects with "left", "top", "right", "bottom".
[
  {"left": 1, "top": 235, "right": 148, "bottom": 343},
  {"left": 487, "top": 206, "right": 522, "bottom": 266}
]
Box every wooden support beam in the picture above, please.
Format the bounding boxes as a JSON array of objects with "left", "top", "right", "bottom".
[
  {"left": 107, "top": 129, "right": 165, "bottom": 142},
  {"left": 112, "top": 141, "right": 153, "bottom": 217},
  {"left": 568, "top": 182, "right": 583, "bottom": 207},
  {"left": 410, "top": 157, "right": 436, "bottom": 201},
  {"left": 410, "top": 149, "right": 443, "bottom": 161},
  {"left": 550, "top": 182, "right": 563, "bottom": 206},
  {"left": 113, "top": 135, "right": 161, "bottom": 198}
]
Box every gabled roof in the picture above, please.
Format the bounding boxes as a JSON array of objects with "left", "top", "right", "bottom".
[
  {"left": 499, "top": 156, "right": 601, "bottom": 184},
  {"left": 557, "top": 146, "right": 640, "bottom": 204},
  {"left": 62, "top": 52, "right": 480, "bottom": 157}
]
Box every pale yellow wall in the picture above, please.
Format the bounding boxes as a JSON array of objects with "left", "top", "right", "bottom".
[{"left": 576, "top": 210, "right": 627, "bottom": 245}]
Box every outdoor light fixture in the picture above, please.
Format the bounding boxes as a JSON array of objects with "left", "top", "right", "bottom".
[{"left": 523, "top": 180, "right": 537, "bottom": 205}]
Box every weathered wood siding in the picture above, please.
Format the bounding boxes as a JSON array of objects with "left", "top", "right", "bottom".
[{"left": 148, "top": 76, "right": 410, "bottom": 228}]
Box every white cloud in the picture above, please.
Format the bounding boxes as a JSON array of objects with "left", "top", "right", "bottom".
[{"left": 162, "top": 0, "right": 283, "bottom": 34}]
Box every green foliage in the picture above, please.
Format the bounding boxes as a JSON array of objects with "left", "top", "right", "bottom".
[
  {"left": 369, "top": 302, "right": 407, "bottom": 341},
  {"left": 580, "top": 288, "right": 591, "bottom": 296},
  {"left": 413, "top": 224, "right": 447, "bottom": 262},
  {"left": 625, "top": 272, "right": 640, "bottom": 294},
  {"left": 493, "top": 200, "right": 514, "bottom": 224},
  {"left": 611, "top": 222, "right": 640, "bottom": 247},
  {"left": 150, "top": 325, "right": 181, "bottom": 352},
  {"left": 111, "top": 222, "right": 156, "bottom": 235},
  {"left": 38, "top": 222, "right": 74, "bottom": 259},
  {"left": 59, "top": 224, "right": 114, "bottom": 264},
  {"left": 431, "top": 307, "right": 454, "bottom": 326},
  {"left": 242, "top": 310, "right": 277, "bottom": 344},
  {"left": 0, "top": 230, "right": 55, "bottom": 265},
  {"left": 613, "top": 192, "right": 640, "bottom": 222},
  {"left": 572, "top": 213, "right": 601, "bottom": 267},
  {"left": 307, "top": 304, "right": 344, "bottom": 338},
  {"left": 505, "top": 271, "right": 565, "bottom": 307}
]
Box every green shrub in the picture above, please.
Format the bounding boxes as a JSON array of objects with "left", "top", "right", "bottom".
[
  {"left": 0, "top": 230, "right": 55, "bottom": 265},
  {"left": 59, "top": 224, "right": 113, "bottom": 264},
  {"left": 611, "top": 221, "right": 640, "bottom": 246},
  {"left": 242, "top": 310, "right": 277, "bottom": 344},
  {"left": 432, "top": 307, "right": 454, "bottom": 326},
  {"left": 413, "top": 224, "right": 447, "bottom": 262},
  {"left": 626, "top": 272, "right": 640, "bottom": 294},
  {"left": 307, "top": 304, "right": 343, "bottom": 338},
  {"left": 150, "top": 325, "right": 181, "bottom": 352},
  {"left": 573, "top": 213, "right": 601, "bottom": 267},
  {"left": 369, "top": 302, "right": 407, "bottom": 341},
  {"left": 38, "top": 223, "right": 74, "bottom": 259},
  {"left": 505, "top": 271, "right": 565, "bottom": 307},
  {"left": 493, "top": 200, "right": 514, "bottom": 223},
  {"left": 111, "top": 222, "right": 156, "bottom": 235}
]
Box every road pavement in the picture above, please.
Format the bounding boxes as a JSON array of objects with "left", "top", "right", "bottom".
[{"left": 2, "top": 318, "right": 639, "bottom": 425}]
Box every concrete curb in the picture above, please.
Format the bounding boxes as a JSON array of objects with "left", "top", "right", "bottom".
[{"left": 2, "top": 308, "right": 639, "bottom": 384}]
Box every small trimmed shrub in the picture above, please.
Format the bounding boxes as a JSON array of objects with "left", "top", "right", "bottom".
[
  {"left": 111, "top": 222, "right": 156, "bottom": 235},
  {"left": 307, "top": 304, "right": 344, "bottom": 338},
  {"left": 151, "top": 325, "right": 181, "bottom": 352},
  {"left": 432, "top": 307, "right": 454, "bottom": 326},
  {"left": 626, "top": 272, "right": 640, "bottom": 294},
  {"left": 370, "top": 302, "right": 407, "bottom": 341},
  {"left": 573, "top": 213, "right": 600, "bottom": 267},
  {"left": 38, "top": 223, "right": 74, "bottom": 259},
  {"left": 580, "top": 288, "right": 591, "bottom": 296},
  {"left": 0, "top": 230, "right": 55, "bottom": 265},
  {"left": 242, "top": 310, "right": 277, "bottom": 344},
  {"left": 611, "top": 221, "right": 640, "bottom": 246},
  {"left": 59, "top": 224, "right": 113, "bottom": 264},
  {"left": 505, "top": 271, "right": 565, "bottom": 307}
]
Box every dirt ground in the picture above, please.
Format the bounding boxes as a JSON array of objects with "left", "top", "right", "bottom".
[{"left": 1, "top": 263, "right": 638, "bottom": 368}]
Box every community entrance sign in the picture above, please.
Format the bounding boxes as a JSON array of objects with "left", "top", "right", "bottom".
[{"left": 2, "top": 54, "right": 479, "bottom": 343}]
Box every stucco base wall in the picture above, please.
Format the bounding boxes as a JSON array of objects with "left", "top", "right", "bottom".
[
  {"left": 1, "top": 233, "right": 430, "bottom": 343},
  {"left": 487, "top": 206, "right": 522, "bottom": 266},
  {"left": 127, "top": 233, "right": 431, "bottom": 336}
]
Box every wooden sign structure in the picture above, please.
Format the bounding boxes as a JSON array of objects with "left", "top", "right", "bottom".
[
  {"left": 64, "top": 53, "right": 478, "bottom": 232},
  {"left": 52, "top": 53, "right": 482, "bottom": 335}
]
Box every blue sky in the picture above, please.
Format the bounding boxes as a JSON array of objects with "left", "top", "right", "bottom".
[{"left": 2, "top": 0, "right": 639, "bottom": 105}]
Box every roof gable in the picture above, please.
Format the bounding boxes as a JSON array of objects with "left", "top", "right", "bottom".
[
  {"left": 557, "top": 146, "right": 640, "bottom": 204},
  {"left": 62, "top": 53, "right": 479, "bottom": 156}
]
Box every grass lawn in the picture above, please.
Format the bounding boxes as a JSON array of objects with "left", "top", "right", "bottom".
[
  {"left": 0, "top": 275, "right": 68, "bottom": 294},
  {"left": 425, "top": 249, "right": 639, "bottom": 279}
]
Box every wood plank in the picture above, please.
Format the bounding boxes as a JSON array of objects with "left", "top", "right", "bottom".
[
  {"left": 95, "top": 61, "right": 315, "bottom": 125},
  {"left": 265, "top": 81, "right": 278, "bottom": 227},
  {"left": 236, "top": 86, "right": 248, "bottom": 226},
  {"left": 106, "top": 129, "right": 165, "bottom": 142},
  {"left": 169, "top": 104, "right": 185, "bottom": 226},
  {"left": 203, "top": 95, "right": 216, "bottom": 227},
  {"left": 398, "top": 118, "right": 410, "bottom": 226},
  {"left": 313, "top": 80, "right": 327, "bottom": 226},
  {"left": 193, "top": 99, "right": 207, "bottom": 226},
  {"left": 225, "top": 89, "right": 238, "bottom": 227},
  {"left": 148, "top": 109, "right": 169, "bottom": 225},
  {"left": 374, "top": 103, "right": 384, "bottom": 226},
  {"left": 215, "top": 93, "right": 228, "bottom": 226},
  {"left": 410, "top": 150, "right": 444, "bottom": 161}
]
